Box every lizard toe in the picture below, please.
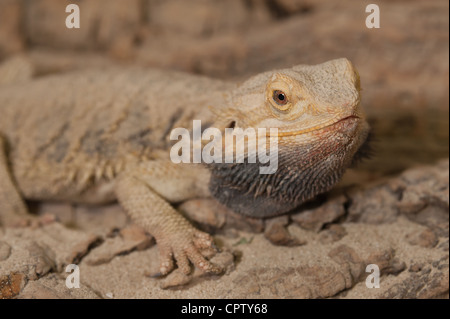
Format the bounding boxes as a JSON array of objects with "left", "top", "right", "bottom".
[
  {"left": 198, "top": 246, "right": 218, "bottom": 259},
  {"left": 192, "top": 230, "right": 216, "bottom": 250},
  {"left": 185, "top": 245, "right": 223, "bottom": 275},
  {"left": 158, "top": 246, "right": 175, "bottom": 276},
  {"left": 173, "top": 249, "right": 192, "bottom": 275},
  {"left": 155, "top": 228, "right": 222, "bottom": 277}
]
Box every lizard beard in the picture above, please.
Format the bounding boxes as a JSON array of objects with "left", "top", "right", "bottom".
[{"left": 208, "top": 124, "right": 370, "bottom": 218}]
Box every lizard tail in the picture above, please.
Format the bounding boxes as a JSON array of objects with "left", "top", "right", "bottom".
[{"left": 0, "top": 55, "right": 34, "bottom": 86}]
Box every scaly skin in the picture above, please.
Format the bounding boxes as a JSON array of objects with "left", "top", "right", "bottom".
[{"left": 0, "top": 58, "right": 370, "bottom": 276}]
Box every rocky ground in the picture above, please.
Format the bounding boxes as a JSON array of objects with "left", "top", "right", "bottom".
[
  {"left": 1, "top": 159, "right": 448, "bottom": 298},
  {"left": 0, "top": 0, "right": 448, "bottom": 298}
]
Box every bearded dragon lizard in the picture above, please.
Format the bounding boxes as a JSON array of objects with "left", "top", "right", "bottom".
[{"left": 0, "top": 58, "right": 370, "bottom": 276}]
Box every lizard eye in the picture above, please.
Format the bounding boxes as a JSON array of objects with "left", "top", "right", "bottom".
[
  {"left": 272, "top": 90, "right": 287, "bottom": 106},
  {"left": 266, "top": 75, "right": 293, "bottom": 113}
]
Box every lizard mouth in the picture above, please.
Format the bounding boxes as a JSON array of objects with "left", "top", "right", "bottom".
[{"left": 274, "top": 115, "right": 360, "bottom": 137}]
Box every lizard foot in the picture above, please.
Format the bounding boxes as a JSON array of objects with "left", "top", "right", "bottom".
[
  {"left": 157, "top": 229, "right": 223, "bottom": 276},
  {"left": 149, "top": 250, "right": 235, "bottom": 289}
]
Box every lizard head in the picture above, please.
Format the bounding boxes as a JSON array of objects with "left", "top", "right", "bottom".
[{"left": 208, "top": 58, "right": 371, "bottom": 218}]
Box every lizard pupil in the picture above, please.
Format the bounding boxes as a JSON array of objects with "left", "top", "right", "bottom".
[{"left": 273, "top": 90, "right": 287, "bottom": 105}]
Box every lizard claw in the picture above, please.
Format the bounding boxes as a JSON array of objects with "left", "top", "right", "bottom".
[{"left": 157, "top": 229, "right": 222, "bottom": 276}]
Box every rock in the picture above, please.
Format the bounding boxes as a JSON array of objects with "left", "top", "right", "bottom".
[
  {"left": 264, "top": 216, "right": 306, "bottom": 246},
  {"left": 382, "top": 258, "right": 449, "bottom": 299},
  {"left": 328, "top": 245, "right": 365, "bottom": 283},
  {"left": 119, "top": 224, "right": 145, "bottom": 241},
  {"left": 366, "top": 248, "right": 406, "bottom": 276},
  {"left": 0, "top": 272, "right": 26, "bottom": 299},
  {"left": 346, "top": 159, "right": 449, "bottom": 229},
  {"left": 291, "top": 195, "right": 347, "bottom": 232},
  {"left": 0, "top": 55, "right": 34, "bottom": 86},
  {"left": 16, "top": 274, "right": 99, "bottom": 299},
  {"left": 84, "top": 225, "right": 153, "bottom": 266},
  {"left": 0, "top": 241, "right": 56, "bottom": 282},
  {"left": 178, "top": 199, "right": 227, "bottom": 232},
  {"left": 0, "top": 0, "right": 24, "bottom": 59},
  {"left": 105, "top": 292, "right": 114, "bottom": 299},
  {"left": 384, "top": 259, "right": 407, "bottom": 276},
  {"left": 147, "top": 0, "right": 249, "bottom": 37},
  {"left": 438, "top": 239, "right": 449, "bottom": 252},
  {"left": 406, "top": 205, "right": 449, "bottom": 238},
  {"left": 25, "top": 0, "right": 142, "bottom": 51},
  {"left": 0, "top": 241, "right": 11, "bottom": 262},
  {"left": 67, "top": 234, "right": 103, "bottom": 265},
  {"left": 17, "top": 281, "right": 62, "bottom": 299},
  {"left": 406, "top": 228, "right": 438, "bottom": 248},
  {"left": 0, "top": 223, "right": 104, "bottom": 277},
  {"left": 328, "top": 244, "right": 407, "bottom": 292},
  {"left": 347, "top": 182, "right": 401, "bottom": 224},
  {"left": 209, "top": 251, "right": 235, "bottom": 274},
  {"left": 396, "top": 161, "right": 449, "bottom": 237},
  {"left": 224, "top": 210, "right": 265, "bottom": 233},
  {"left": 398, "top": 160, "right": 449, "bottom": 215},
  {"left": 230, "top": 265, "right": 352, "bottom": 299},
  {"left": 26, "top": 242, "right": 56, "bottom": 280},
  {"left": 409, "top": 263, "right": 425, "bottom": 273},
  {"left": 319, "top": 224, "right": 347, "bottom": 244},
  {"left": 176, "top": 196, "right": 267, "bottom": 237}
]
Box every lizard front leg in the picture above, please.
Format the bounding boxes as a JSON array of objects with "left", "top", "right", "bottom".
[{"left": 115, "top": 161, "right": 222, "bottom": 276}]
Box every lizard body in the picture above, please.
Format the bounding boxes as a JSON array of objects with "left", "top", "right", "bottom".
[
  {"left": 0, "top": 68, "right": 229, "bottom": 203},
  {"left": 0, "top": 58, "right": 370, "bottom": 276}
]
